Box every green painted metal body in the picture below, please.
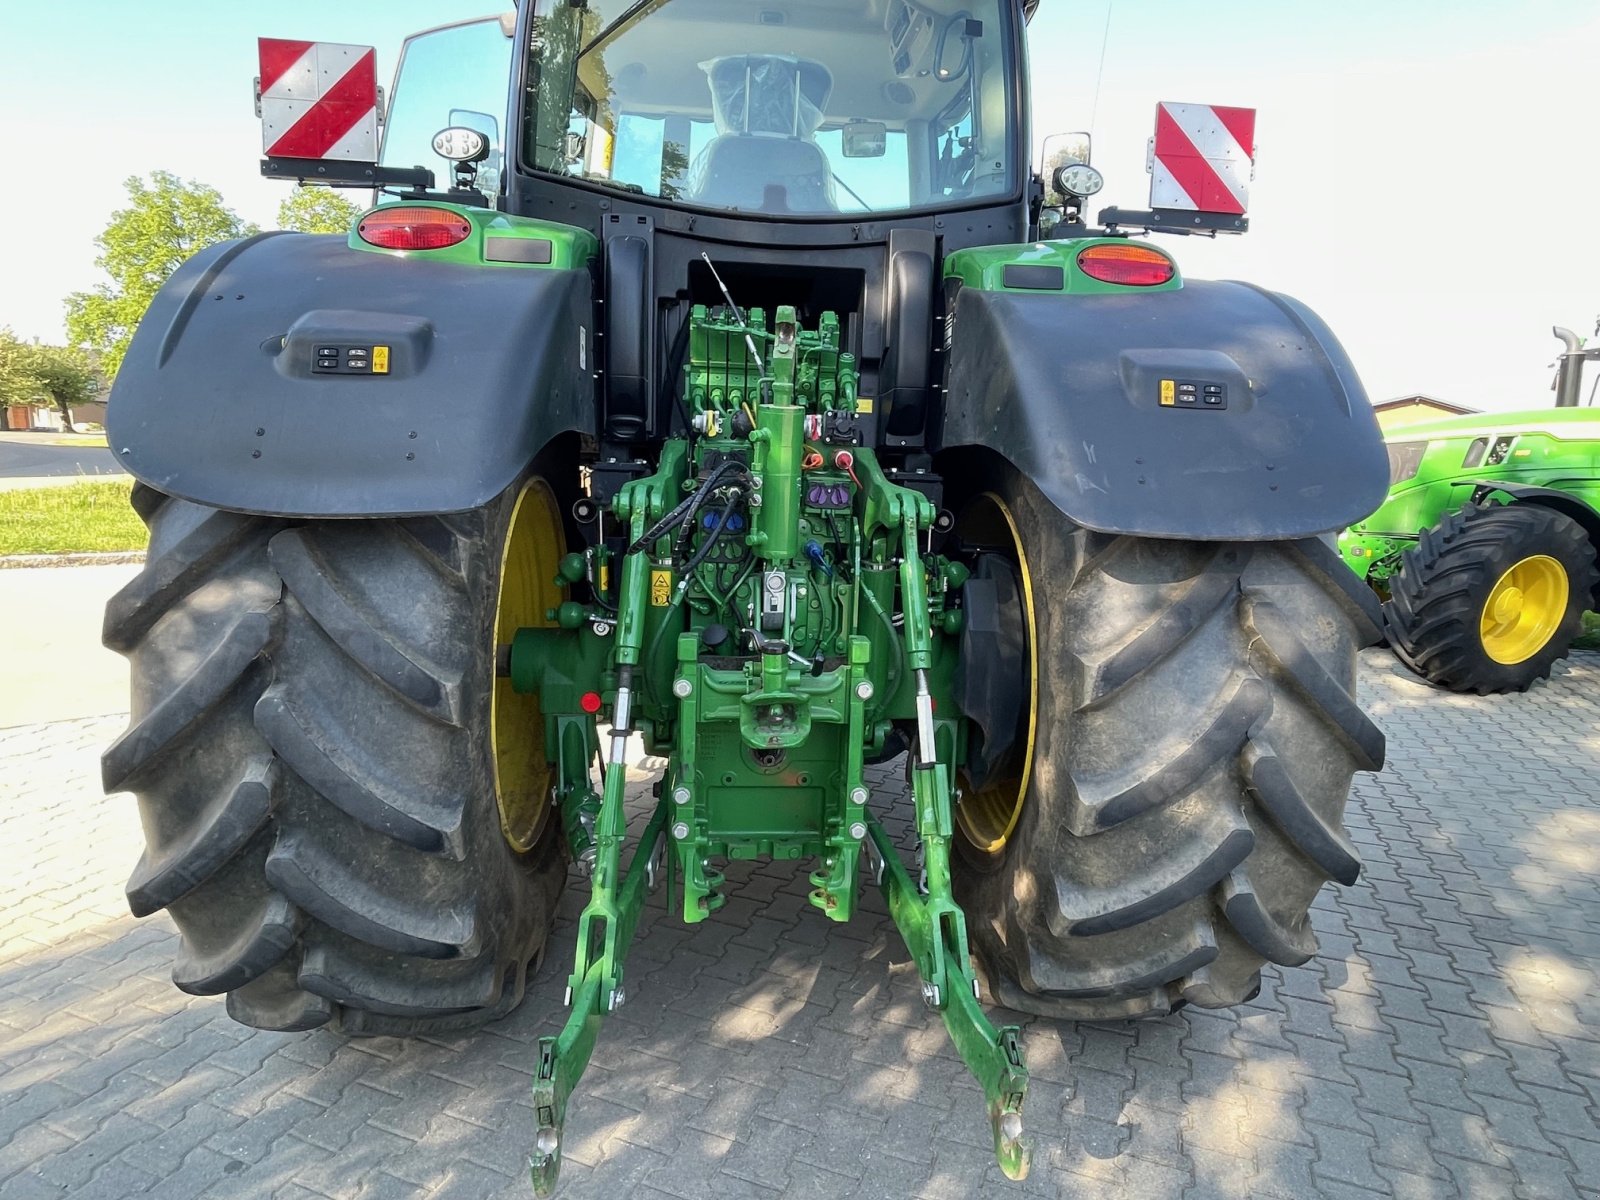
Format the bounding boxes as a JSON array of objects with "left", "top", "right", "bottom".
[
  {"left": 346, "top": 201, "right": 598, "bottom": 270},
  {"left": 1338, "top": 407, "right": 1600, "bottom": 587},
  {"left": 943, "top": 237, "right": 1183, "bottom": 294},
  {"left": 511, "top": 304, "right": 1026, "bottom": 1193}
]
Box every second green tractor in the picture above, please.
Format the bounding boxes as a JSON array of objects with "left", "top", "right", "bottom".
[{"left": 1341, "top": 326, "right": 1600, "bottom": 693}]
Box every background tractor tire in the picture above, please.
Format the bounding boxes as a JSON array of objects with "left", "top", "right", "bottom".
[
  {"left": 951, "top": 462, "right": 1385, "bottom": 1021},
  {"left": 102, "top": 477, "right": 568, "bottom": 1035},
  {"left": 1385, "top": 503, "right": 1598, "bottom": 695}
]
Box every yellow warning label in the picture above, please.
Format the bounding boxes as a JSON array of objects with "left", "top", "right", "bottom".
[
  {"left": 372, "top": 346, "right": 390, "bottom": 374},
  {"left": 856, "top": 395, "right": 874, "bottom": 414},
  {"left": 650, "top": 569, "right": 672, "bottom": 607},
  {"left": 1159, "top": 379, "right": 1175, "bottom": 406}
]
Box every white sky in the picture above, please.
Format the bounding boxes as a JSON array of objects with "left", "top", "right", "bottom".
[{"left": 1, "top": 2, "right": 1597, "bottom": 411}]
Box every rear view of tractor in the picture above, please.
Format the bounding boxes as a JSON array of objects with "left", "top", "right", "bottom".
[
  {"left": 1342, "top": 325, "right": 1600, "bottom": 693},
  {"left": 102, "top": 2, "right": 1389, "bottom": 1190}
]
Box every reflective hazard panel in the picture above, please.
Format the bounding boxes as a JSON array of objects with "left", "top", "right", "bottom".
[
  {"left": 258, "top": 38, "right": 379, "bottom": 161},
  {"left": 1149, "top": 102, "right": 1256, "bottom": 216}
]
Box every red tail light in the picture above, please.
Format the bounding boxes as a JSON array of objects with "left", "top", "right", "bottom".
[
  {"left": 1076, "top": 243, "right": 1175, "bottom": 287},
  {"left": 357, "top": 207, "right": 471, "bottom": 251}
]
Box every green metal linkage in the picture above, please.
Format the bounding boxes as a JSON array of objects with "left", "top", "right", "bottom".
[
  {"left": 873, "top": 509, "right": 1031, "bottom": 1179},
  {"left": 551, "top": 714, "right": 601, "bottom": 869},
  {"left": 671, "top": 631, "right": 720, "bottom": 922},
  {"left": 531, "top": 508, "right": 660, "bottom": 1194},
  {"left": 806, "top": 634, "right": 870, "bottom": 922},
  {"left": 529, "top": 800, "right": 667, "bottom": 1195},
  {"left": 518, "top": 304, "right": 1033, "bottom": 1193},
  {"left": 866, "top": 816, "right": 1030, "bottom": 1179}
]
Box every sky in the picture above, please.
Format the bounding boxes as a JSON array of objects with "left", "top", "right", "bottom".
[{"left": 1, "top": 0, "right": 1597, "bottom": 411}]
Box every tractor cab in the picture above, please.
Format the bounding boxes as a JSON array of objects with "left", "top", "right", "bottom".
[
  {"left": 357, "top": 0, "right": 1033, "bottom": 474},
  {"left": 380, "top": 0, "right": 1021, "bottom": 223}
]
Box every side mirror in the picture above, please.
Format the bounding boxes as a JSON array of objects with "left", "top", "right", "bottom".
[
  {"left": 450, "top": 108, "right": 501, "bottom": 150},
  {"left": 1039, "top": 130, "right": 1092, "bottom": 209},
  {"left": 449, "top": 108, "right": 503, "bottom": 193},
  {"left": 841, "top": 121, "right": 888, "bottom": 158}
]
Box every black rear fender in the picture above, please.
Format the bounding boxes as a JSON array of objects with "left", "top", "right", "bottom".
[
  {"left": 107, "top": 232, "right": 596, "bottom": 518},
  {"left": 938, "top": 279, "right": 1388, "bottom": 541}
]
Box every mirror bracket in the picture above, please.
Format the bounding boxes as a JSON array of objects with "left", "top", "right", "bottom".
[{"left": 260, "top": 157, "right": 434, "bottom": 192}]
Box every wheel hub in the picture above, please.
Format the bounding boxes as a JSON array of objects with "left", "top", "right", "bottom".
[
  {"left": 1480, "top": 554, "right": 1568, "bottom": 666},
  {"left": 1491, "top": 586, "right": 1524, "bottom": 624},
  {"left": 492, "top": 481, "right": 565, "bottom": 851},
  {"left": 953, "top": 492, "right": 1037, "bottom": 858}
]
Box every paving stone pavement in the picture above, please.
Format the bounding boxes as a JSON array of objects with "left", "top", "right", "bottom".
[{"left": 3, "top": 648, "right": 1599, "bottom": 1199}]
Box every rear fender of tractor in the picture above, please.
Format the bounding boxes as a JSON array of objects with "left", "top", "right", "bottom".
[
  {"left": 106, "top": 232, "right": 595, "bottom": 518},
  {"left": 939, "top": 279, "right": 1388, "bottom": 540},
  {"left": 1465, "top": 481, "right": 1600, "bottom": 605}
]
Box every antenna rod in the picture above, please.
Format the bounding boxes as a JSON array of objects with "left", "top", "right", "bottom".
[{"left": 700, "top": 252, "right": 767, "bottom": 376}]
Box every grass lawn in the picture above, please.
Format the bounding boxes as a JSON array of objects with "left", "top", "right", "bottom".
[
  {"left": 1578, "top": 611, "right": 1600, "bottom": 652},
  {"left": 0, "top": 480, "right": 145, "bottom": 555}
]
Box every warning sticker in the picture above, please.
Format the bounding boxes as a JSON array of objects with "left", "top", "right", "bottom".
[
  {"left": 856, "top": 396, "right": 874, "bottom": 414},
  {"left": 372, "top": 345, "right": 390, "bottom": 374},
  {"left": 1159, "top": 379, "right": 1176, "bottom": 406},
  {"left": 650, "top": 569, "right": 672, "bottom": 606}
]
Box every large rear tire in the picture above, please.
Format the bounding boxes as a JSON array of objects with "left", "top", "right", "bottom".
[
  {"left": 951, "top": 463, "right": 1385, "bottom": 1020},
  {"left": 1385, "top": 502, "right": 1597, "bottom": 694},
  {"left": 102, "top": 476, "right": 569, "bottom": 1034}
]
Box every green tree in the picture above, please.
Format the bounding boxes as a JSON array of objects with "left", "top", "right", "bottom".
[
  {"left": 25, "top": 344, "right": 101, "bottom": 430},
  {"left": 65, "top": 172, "right": 258, "bottom": 380},
  {"left": 0, "top": 330, "right": 30, "bottom": 410},
  {"left": 0, "top": 333, "right": 100, "bottom": 429},
  {"left": 276, "top": 186, "right": 361, "bottom": 234}
]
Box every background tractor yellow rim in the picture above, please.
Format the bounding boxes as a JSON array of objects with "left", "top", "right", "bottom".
[
  {"left": 1480, "top": 553, "right": 1568, "bottom": 665},
  {"left": 491, "top": 481, "right": 565, "bottom": 852},
  {"left": 955, "top": 492, "right": 1038, "bottom": 856}
]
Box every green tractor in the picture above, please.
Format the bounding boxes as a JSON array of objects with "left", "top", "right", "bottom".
[
  {"left": 103, "top": 3, "right": 1389, "bottom": 1190},
  {"left": 1341, "top": 326, "right": 1600, "bottom": 693}
]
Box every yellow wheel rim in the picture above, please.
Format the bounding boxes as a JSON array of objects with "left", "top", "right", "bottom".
[
  {"left": 1479, "top": 554, "right": 1568, "bottom": 665},
  {"left": 491, "top": 480, "right": 566, "bottom": 852},
  {"left": 954, "top": 492, "right": 1038, "bottom": 857}
]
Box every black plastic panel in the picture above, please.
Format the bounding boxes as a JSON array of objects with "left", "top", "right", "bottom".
[
  {"left": 107, "top": 233, "right": 595, "bottom": 517},
  {"left": 485, "top": 236, "right": 553, "bottom": 264},
  {"left": 1000, "top": 264, "right": 1063, "bottom": 291},
  {"left": 602, "top": 231, "right": 655, "bottom": 442},
  {"left": 939, "top": 279, "right": 1389, "bottom": 540},
  {"left": 880, "top": 228, "right": 936, "bottom": 443}
]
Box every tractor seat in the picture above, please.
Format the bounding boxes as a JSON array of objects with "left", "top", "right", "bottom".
[{"left": 689, "top": 135, "right": 837, "bottom": 213}]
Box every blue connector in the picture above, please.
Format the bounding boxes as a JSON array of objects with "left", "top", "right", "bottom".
[{"left": 804, "top": 539, "right": 833, "bottom": 578}]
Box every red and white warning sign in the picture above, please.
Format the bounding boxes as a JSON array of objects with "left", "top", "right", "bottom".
[
  {"left": 258, "top": 39, "right": 378, "bottom": 161},
  {"left": 1149, "top": 102, "right": 1256, "bottom": 215}
]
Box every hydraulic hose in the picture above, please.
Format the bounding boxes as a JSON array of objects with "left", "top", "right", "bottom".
[
  {"left": 628, "top": 458, "right": 749, "bottom": 557},
  {"left": 859, "top": 578, "right": 904, "bottom": 711},
  {"left": 673, "top": 464, "right": 751, "bottom": 563},
  {"left": 643, "top": 493, "right": 747, "bottom": 693},
  {"left": 679, "top": 493, "right": 743, "bottom": 577}
]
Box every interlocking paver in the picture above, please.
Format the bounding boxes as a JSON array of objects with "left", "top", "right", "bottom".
[{"left": 3, "top": 648, "right": 1599, "bottom": 1197}]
